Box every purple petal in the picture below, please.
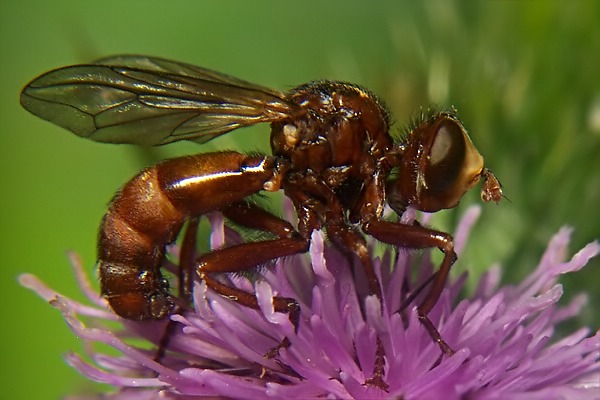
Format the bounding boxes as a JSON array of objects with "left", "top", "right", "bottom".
[{"left": 20, "top": 206, "right": 600, "bottom": 398}]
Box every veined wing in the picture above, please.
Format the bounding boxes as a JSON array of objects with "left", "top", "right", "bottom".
[{"left": 20, "top": 55, "right": 295, "bottom": 145}]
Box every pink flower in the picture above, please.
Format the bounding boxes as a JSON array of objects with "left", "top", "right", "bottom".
[{"left": 20, "top": 206, "right": 599, "bottom": 399}]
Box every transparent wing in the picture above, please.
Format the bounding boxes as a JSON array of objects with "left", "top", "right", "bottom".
[{"left": 20, "top": 55, "right": 295, "bottom": 145}]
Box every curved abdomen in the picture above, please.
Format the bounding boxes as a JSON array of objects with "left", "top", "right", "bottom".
[{"left": 98, "top": 151, "right": 275, "bottom": 320}]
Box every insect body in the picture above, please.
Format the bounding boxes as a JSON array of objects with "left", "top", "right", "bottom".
[{"left": 21, "top": 55, "right": 502, "bottom": 352}]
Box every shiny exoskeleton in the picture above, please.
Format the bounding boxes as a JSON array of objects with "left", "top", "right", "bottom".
[{"left": 21, "top": 55, "right": 502, "bottom": 369}]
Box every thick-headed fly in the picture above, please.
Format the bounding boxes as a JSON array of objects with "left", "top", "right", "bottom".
[{"left": 21, "top": 55, "right": 502, "bottom": 375}]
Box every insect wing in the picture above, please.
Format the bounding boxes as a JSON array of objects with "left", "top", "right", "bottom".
[
  {"left": 20, "top": 55, "right": 294, "bottom": 145},
  {"left": 95, "top": 55, "right": 274, "bottom": 90}
]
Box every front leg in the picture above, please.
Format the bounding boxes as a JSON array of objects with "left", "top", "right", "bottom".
[{"left": 363, "top": 219, "right": 456, "bottom": 356}]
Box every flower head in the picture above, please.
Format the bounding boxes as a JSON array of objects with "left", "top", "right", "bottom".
[{"left": 21, "top": 206, "right": 599, "bottom": 399}]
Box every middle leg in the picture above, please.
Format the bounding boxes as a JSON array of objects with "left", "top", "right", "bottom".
[{"left": 197, "top": 202, "right": 310, "bottom": 333}]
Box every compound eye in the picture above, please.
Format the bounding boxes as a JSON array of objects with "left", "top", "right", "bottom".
[{"left": 425, "top": 119, "right": 466, "bottom": 192}]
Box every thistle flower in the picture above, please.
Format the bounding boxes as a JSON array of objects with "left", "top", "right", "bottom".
[{"left": 20, "top": 205, "right": 599, "bottom": 399}]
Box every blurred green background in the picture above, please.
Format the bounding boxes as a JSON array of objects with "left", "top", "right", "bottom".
[{"left": 1, "top": 1, "right": 598, "bottom": 399}]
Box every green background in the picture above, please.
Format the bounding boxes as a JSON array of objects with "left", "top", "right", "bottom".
[{"left": 1, "top": 2, "right": 598, "bottom": 399}]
